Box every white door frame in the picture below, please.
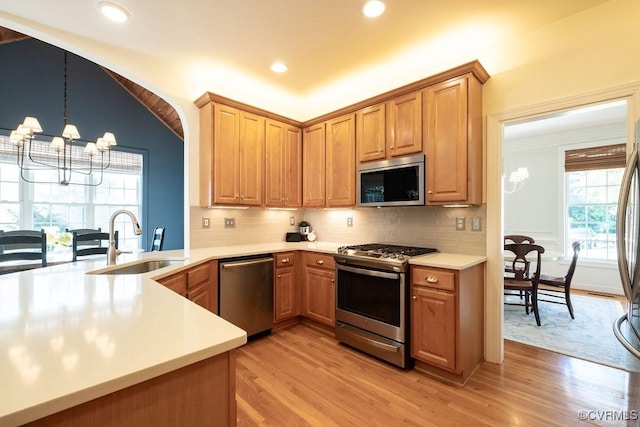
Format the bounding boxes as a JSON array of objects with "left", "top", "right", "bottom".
[{"left": 484, "top": 82, "right": 640, "bottom": 363}]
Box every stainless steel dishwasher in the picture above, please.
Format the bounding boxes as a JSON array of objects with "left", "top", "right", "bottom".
[{"left": 219, "top": 255, "right": 274, "bottom": 339}]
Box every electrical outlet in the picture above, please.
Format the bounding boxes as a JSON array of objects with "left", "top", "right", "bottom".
[
  {"left": 455, "top": 217, "right": 466, "bottom": 230},
  {"left": 202, "top": 217, "right": 210, "bottom": 228},
  {"left": 289, "top": 216, "right": 295, "bottom": 226},
  {"left": 472, "top": 217, "right": 482, "bottom": 231},
  {"left": 347, "top": 217, "right": 353, "bottom": 227},
  {"left": 224, "top": 217, "right": 235, "bottom": 228}
]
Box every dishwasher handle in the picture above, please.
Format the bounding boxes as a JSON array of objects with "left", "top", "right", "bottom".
[{"left": 221, "top": 257, "right": 274, "bottom": 269}]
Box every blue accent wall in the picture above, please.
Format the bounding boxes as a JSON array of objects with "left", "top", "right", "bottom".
[{"left": 0, "top": 38, "right": 184, "bottom": 249}]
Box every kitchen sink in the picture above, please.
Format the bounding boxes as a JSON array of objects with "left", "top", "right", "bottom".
[{"left": 88, "top": 259, "right": 184, "bottom": 275}]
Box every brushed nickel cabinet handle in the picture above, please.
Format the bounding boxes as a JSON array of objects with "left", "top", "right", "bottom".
[
  {"left": 316, "top": 259, "right": 324, "bottom": 265},
  {"left": 426, "top": 276, "right": 439, "bottom": 283}
]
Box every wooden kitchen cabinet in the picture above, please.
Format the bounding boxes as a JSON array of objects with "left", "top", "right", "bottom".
[
  {"left": 303, "top": 114, "right": 355, "bottom": 207},
  {"left": 410, "top": 262, "right": 484, "bottom": 384},
  {"left": 356, "top": 91, "right": 422, "bottom": 163},
  {"left": 302, "top": 252, "right": 336, "bottom": 327},
  {"left": 198, "top": 101, "right": 264, "bottom": 206},
  {"left": 274, "top": 252, "right": 300, "bottom": 322},
  {"left": 302, "top": 123, "right": 326, "bottom": 207},
  {"left": 424, "top": 73, "right": 483, "bottom": 205},
  {"left": 157, "top": 260, "right": 218, "bottom": 314},
  {"left": 265, "top": 119, "right": 302, "bottom": 207}
]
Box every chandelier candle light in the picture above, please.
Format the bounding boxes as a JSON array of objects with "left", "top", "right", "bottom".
[{"left": 8, "top": 51, "right": 115, "bottom": 186}]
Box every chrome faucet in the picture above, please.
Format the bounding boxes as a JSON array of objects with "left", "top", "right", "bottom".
[{"left": 107, "top": 209, "right": 143, "bottom": 265}]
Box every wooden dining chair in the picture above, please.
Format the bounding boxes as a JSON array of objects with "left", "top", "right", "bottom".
[
  {"left": 504, "top": 235, "right": 536, "bottom": 297},
  {"left": 537, "top": 241, "right": 581, "bottom": 319},
  {"left": 0, "top": 230, "right": 47, "bottom": 274},
  {"left": 504, "top": 242, "right": 545, "bottom": 326},
  {"left": 68, "top": 228, "right": 117, "bottom": 262},
  {"left": 150, "top": 227, "right": 165, "bottom": 251}
]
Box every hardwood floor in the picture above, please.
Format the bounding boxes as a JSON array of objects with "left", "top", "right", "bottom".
[{"left": 236, "top": 322, "right": 640, "bottom": 426}]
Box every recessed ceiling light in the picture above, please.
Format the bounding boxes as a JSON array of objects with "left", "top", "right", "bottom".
[
  {"left": 270, "top": 62, "right": 288, "bottom": 73},
  {"left": 98, "top": 1, "right": 130, "bottom": 23},
  {"left": 362, "top": 0, "right": 385, "bottom": 18}
]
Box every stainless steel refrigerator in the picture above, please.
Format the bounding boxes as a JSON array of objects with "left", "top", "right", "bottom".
[{"left": 614, "top": 120, "right": 640, "bottom": 359}]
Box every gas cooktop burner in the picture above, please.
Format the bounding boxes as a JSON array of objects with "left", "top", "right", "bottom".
[{"left": 336, "top": 243, "right": 438, "bottom": 261}]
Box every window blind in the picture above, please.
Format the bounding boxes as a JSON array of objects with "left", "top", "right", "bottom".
[
  {"left": 564, "top": 143, "right": 627, "bottom": 172},
  {"left": 0, "top": 135, "right": 142, "bottom": 174}
]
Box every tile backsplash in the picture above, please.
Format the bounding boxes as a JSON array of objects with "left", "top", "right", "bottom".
[{"left": 190, "top": 205, "right": 486, "bottom": 255}]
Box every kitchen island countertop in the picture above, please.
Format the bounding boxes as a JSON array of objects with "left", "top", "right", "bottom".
[{"left": 0, "top": 241, "right": 485, "bottom": 425}]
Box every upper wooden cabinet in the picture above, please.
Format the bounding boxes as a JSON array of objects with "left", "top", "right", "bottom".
[
  {"left": 303, "top": 114, "right": 356, "bottom": 207},
  {"left": 199, "top": 102, "right": 264, "bottom": 206},
  {"left": 325, "top": 114, "right": 356, "bottom": 206},
  {"left": 265, "top": 119, "right": 302, "bottom": 207},
  {"left": 356, "top": 91, "right": 422, "bottom": 162},
  {"left": 302, "top": 123, "right": 326, "bottom": 207},
  {"left": 425, "top": 73, "right": 483, "bottom": 205}
]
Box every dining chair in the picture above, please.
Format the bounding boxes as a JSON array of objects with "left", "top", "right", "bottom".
[
  {"left": 0, "top": 229, "right": 47, "bottom": 274},
  {"left": 537, "top": 241, "right": 581, "bottom": 319},
  {"left": 504, "top": 242, "right": 545, "bottom": 326},
  {"left": 150, "top": 227, "right": 165, "bottom": 251},
  {"left": 504, "top": 235, "right": 536, "bottom": 297},
  {"left": 68, "top": 228, "right": 117, "bottom": 262}
]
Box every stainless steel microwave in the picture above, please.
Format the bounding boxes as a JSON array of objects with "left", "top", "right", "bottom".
[{"left": 357, "top": 154, "right": 425, "bottom": 207}]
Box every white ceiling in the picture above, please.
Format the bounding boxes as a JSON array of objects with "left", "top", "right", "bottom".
[{"left": 0, "top": 0, "right": 611, "bottom": 121}]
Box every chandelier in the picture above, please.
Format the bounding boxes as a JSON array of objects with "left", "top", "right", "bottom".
[
  {"left": 8, "top": 51, "right": 116, "bottom": 186},
  {"left": 504, "top": 167, "right": 529, "bottom": 194}
]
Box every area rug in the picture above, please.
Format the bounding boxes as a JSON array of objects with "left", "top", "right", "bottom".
[{"left": 504, "top": 294, "right": 640, "bottom": 372}]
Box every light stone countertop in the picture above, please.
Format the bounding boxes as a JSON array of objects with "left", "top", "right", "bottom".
[{"left": 0, "top": 241, "right": 485, "bottom": 425}]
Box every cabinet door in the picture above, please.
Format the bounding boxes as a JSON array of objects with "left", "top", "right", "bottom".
[
  {"left": 187, "top": 260, "right": 218, "bottom": 313},
  {"left": 303, "top": 123, "right": 326, "bottom": 207},
  {"left": 213, "top": 104, "right": 241, "bottom": 204},
  {"left": 238, "top": 111, "right": 264, "bottom": 205},
  {"left": 284, "top": 125, "right": 302, "bottom": 207},
  {"left": 267, "top": 121, "right": 302, "bottom": 207},
  {"left": 411, "top": 285, "right": 456, "bottom": 371},
  {"left": 356, "top": 103, "right": 386, "bottom": 162},
  {"left": 265, "top": 119, "right": 285, "bottom": 207},
  {"left": 188, "top": 283, "right": 214, "bottom": 312},
  {"left": 274, "top": 266, "right": 298, "bottom": 321},
  {"left": 303, "top": 267, "right": 335, "bottom": 327},
  {"left": 387, "top": 91, "right": 422, "bottom": 157},
  {"left": 325, "top": 114, "right": 355, "bottom": 207},
  {"left": 425, "top": 77, "right": 468, "bottom": 203}
]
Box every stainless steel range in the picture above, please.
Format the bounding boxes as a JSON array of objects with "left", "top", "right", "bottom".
[{"left": 333, "top": 243, "right": 438, "bottom": 368}]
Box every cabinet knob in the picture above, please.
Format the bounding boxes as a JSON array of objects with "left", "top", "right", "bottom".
[
  {"left": 278, "top": 274, "right": 282, "bottom": 278},
  {"left": 426, "top": 276, "right": 439, "bottom": 283},
  {"left": 282, "top": 258, "right": 289, "bottom": 263},
  {"left": 412, "top": 296, "right": 417, "bottom": 300},
  {"left": 427, "top": 190, "right": 432, "bottom": 194},
  {"left": 316, "top": 259, "right": 324, "bottom": 265},
  {"left": 331, "top": 279, "right": 335, "bottom": 283}
]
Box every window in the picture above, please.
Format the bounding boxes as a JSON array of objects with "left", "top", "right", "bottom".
[
  {"left": 565, "top": 144, "right": 626, "bottom": 261},
  {"left": 0, "top": 135, "right": 144, "bottom": 251}
]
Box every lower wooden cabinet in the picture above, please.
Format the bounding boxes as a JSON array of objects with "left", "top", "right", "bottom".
[
  {"left": 410, "top": 263, "right": 484, "bottom": 384},
  {"left": 157, "top": 260, "right": 218, "bottom": 314},
  {"left": 302, "top": 252, "right": 336, "bottom": 327},
  {"left": 274, "top": 252, "right": 300, "bottom": 322}
]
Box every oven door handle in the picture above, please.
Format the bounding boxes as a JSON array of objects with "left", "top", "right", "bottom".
[
  {"left": 338, "top": 324, "right": 400, "bottom": 353},
  {"left": 336, "top": 263, "right": 401, "bottom": 280}
]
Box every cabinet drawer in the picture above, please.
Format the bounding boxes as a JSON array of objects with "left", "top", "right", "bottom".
[
  {"left": 275, "top": 252, "right": 296, "bottom": 268},
  {"left": 187, "top": 261, "right": 212, "bottom": 290},
  {"left": 412, "top": 267, "right": 455, "bottom": 292},
  {"left": 304, "top": 252, "right": 335, "bottom": 270}
]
